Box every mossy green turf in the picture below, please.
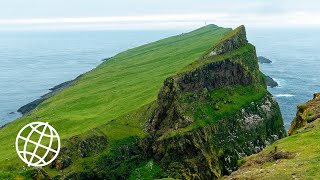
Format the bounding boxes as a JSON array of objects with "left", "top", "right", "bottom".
[
  {"left": 193, "top": 85, "right": 267, "bottom": 127},
  {"left": 230, "top": 125, "right": 320, "bottom": 179},
  {"left": 0, "top": 25, "right": 231, "bottom": 174}
]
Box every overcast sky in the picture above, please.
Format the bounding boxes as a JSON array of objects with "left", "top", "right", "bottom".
[{"left": 1, "top": 0, "right": 320, "bottom": 31}]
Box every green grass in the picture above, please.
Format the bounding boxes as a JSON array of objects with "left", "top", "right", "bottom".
[
  {"left": 214, "top": 25, "right": 245, "bottom": 46},
  {"left": 129, "top": 160, "right": 161, "bottom": 180},
  {"left": 0, "top": 25, "right": 231, "bottom": 173},
  {"left": 229, "top": 125, "right": 320, "bottom": 179},
  {"left": 194, "top": 84, "right": 267, "bottom": 127}
]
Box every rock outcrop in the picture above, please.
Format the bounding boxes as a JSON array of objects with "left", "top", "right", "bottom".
[
  {"left": 17, "top": 74, "right": 83, "bottom": 115},
  {"left": 266, "top": 76, "right": 278, "bottom": 88},
  {"left": 147, "top": 95, "right": 284, "bottom": 179},
  {"left": 288, "top": 92, "right": 320, "bottom": 135},
  {"left": 147, "top": 59, "right": 258, "bottom": 136},
  {"left": 258, "top": 56, "right": 272, "bottom": 64},
  {"left": 49, "top": 131, "right": 108, "bottom": 171},
  {"left": 204, "top": 25, "right": 248, "bottom": 58},
  {"left": 145, "top": 25, "right": 286, "bottom": 179}
]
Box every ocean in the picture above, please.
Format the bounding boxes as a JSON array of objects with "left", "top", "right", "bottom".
[
  {"left": 0, "top": 28, "right": 319, "bottom": 129},
  {"left": 247, "top": 28, "right": 320, "bottom": 128}
]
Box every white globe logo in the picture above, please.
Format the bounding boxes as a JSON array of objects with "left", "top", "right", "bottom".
[{"left": 16, "top": 122, "right": 60, "bottom": 167}]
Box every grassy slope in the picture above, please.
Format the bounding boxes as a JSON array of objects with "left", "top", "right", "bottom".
[
  {"left": 228, "top": 125, "right": 320, "bottom": 179},
  {"left": 0, "top": 25, "right": 231, "bottom": 172}
]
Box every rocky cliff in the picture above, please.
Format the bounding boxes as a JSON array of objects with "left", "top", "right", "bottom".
[
  {"left": 144, "top": 25, "right": 286, "bottom": 179},
  {"left": 288, "top": 92, "right": 320, "bottom": 135},
  {"left": 203, "top": 25, "right": 248, "bottom": 58},
  {"left": 228, "top": 92, "right": 320, "bottom": 179},
  {"left": 38, "top": 25, "right": 286, "bottom": 179}
]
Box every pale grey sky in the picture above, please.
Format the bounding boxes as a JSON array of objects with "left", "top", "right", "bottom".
[{"left": 1, "top": 0, "right": 320, "bottom": 30}]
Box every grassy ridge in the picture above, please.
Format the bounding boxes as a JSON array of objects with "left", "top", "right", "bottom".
[{"left": 0, "top": 25, "right": 231, "bottom": 171}]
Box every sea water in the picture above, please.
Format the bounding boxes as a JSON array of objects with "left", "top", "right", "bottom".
[{"left": 248, "top": 28, "right": 320, "bottom": 129}]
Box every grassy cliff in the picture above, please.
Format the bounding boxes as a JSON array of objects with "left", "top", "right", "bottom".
[
  {"left": 0, "top": 25, "right": 231, "bottom": 178},
  {"left": 143, "top": 25, "right": 285, "bottom": 179},
  {"left": 0, "top": 24, "right": 286, "bottom": 179}
]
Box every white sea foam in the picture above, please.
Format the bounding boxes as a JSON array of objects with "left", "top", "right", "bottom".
[{"left": 275, "top": 94, "right": 295, "bottom": 97}]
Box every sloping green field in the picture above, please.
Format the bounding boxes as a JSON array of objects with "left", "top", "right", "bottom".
[{"left": 0, "top": 25, "right": 231, "bottom": 172}]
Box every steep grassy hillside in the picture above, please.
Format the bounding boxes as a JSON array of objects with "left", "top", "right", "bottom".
[
  {"left": 0, "top": 25, "right": 231, "bottom": 177},
  {"left": 228, "top": 93, "right": 320, "bottom": 179}
]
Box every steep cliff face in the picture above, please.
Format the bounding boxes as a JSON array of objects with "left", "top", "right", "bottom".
[
  {"left": 204, "top": 25, "right": 248, "bottom": 57},
  {"left": 145, "top": 25, "right": 286, "bottom": 179},
  {"left": 147, "top": 95, "right": 284, "bottom": 179},
  {"left": 288, "top": 92, "right": 320, "bottom": 135},
  {"left": 228, "top": 92, "right": 320, "bottom": 179}
]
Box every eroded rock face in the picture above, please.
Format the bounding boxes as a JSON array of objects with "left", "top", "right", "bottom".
[
  {"left": 288, "top": 92, "right": 320, "bottom": 135},
  {"left": 147, "top": 60, "right": 257, "bottom": 136},
  {"left": 145, "top": 25, "right": 286, "bottom": 179},
  {"left": 147, "top": 25, "right": 260, "bottom": 137},
  {"left": 50, "top": 133, "right": 108, "bottom": 171},
  {"left": 258, "top": 56, "right": 272, "bottom": 64},
  {"left": 265, "top": 76, "right": 278, "bottom": 88},
  {"left": 147, "top": 95, "right": 285, "bottom": 179},
  {"left": 50, "top": 147, "right": 72, "bottom": 170},
  {"left": 32, "top": 169, "right": 52, "bottom": 180},
  {"left": 78, "top": 135, "right": 108, "bottom": 157},
  {"left": 206, "top": 25, "right": 248, "bottom": 57},
  {"left": 178, "top": 60, "right": 255, "bottom": 92}
]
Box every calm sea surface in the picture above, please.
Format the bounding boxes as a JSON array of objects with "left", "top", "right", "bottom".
[
  {"left": 1, "top": 28, "right": 319, "bottom": 129},
  {"left": 248, "top": 28, "right": 320, "bottom": 129}
]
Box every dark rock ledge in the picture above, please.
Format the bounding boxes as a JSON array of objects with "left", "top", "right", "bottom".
[
  {"left": 266, "top": 76, "right": 278, "bottom": 88},
  {"left": 17, "top": 74, "right": 83, "bottom": 115},
  {"left": 258, "top": 56, "right": 272, "bottom": 64}
]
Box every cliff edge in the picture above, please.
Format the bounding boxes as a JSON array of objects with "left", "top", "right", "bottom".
[
  {"left": 144, "top": 25, "right": 286, "bottom": 179},
  {"left": 288, "top": 92, "right": 320, "bottom": 135},
  {"left": 229, "top": 92, "right": 320, "bottom": 179}
]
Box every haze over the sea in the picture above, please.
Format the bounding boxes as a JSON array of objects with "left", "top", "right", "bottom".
[{"left": 1, "top": 0, "right": 320, "bottom": 31}]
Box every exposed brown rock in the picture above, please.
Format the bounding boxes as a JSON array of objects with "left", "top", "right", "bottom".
[
  {"left": 147, "top": 59, "right": 257, "bottom": 137},
  {"left": 288, "top": 92, "right": 320, "bottom": 135},
  {"left": 204, "top": 25, "right": 248, "bottom": 58},
  {"left": 32, "top": 169, "right": 52, "bottom": 180}
]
